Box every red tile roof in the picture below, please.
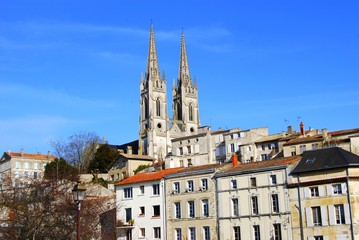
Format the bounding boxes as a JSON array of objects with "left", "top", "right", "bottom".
[
  {"left": 283, "top": 135, "right": 323, "bottom": 145},
  {"left": 7, "top": 152, "right": 56, "bottom": 160},
  {"left": 115, "top": 167, "right": 183, "bottom": 186},
  {"left": 329, "top": 128, "right": 359, "bottom": 137},
  {"left": 223, "top": 155, "right": 301, "bottom": 173},
  {"left": 175, "top": 163, "right": 230, "bottom": 174}
]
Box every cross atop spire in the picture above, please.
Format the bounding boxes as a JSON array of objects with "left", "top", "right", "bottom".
[
  {"left": 146, "top": 24, "right": 160, "bottom": 82},
  {"left": 178, "top": 31, "right": 191, "bottom": 86}
]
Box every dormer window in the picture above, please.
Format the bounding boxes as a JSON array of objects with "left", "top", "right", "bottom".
[{"left": 306, "top": 158, "right": 315, "bottom": 164}]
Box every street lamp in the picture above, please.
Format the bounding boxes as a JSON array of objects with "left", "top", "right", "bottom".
[{"left": 72, "top": 182, "right": 86, "bottom": 240}]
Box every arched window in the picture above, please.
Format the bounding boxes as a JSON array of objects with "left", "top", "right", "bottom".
[
  {"left": 156, "top": 98, "right": 161, "bottom": 117},
  {"left": 144, "top": 98, "right": 149, "bottom": 118},
  {"left": 176, "top": 102, "right": 182, "bottom": 121},
  {"left": 189, "top": 103, "right": 193, "bottom": 121}
]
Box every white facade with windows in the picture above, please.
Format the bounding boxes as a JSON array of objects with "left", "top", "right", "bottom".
[{"left": 215, "top": 156, "right": 300, "bottom": 240}]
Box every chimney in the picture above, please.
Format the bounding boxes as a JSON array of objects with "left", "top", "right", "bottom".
[
  {"left": 231, "top": 154, "right": 238, "bottom": 166},
  {"left": 20, "top": 148, "right": 24, "bottom": 157},
  {"left": 300, "top": 122, "right": 304, "bottom": 135},
  {"left": 287, "top": 125, "right": 293, "bottom": 134},
  {"left": 322, "top": 128, "right": 328, "bottom": 139},
  {"left": 127, "top": 146, "right": 133, "bottom": 155},
  {"left": 47, "top": 151, "right": 51, "bottom": 159}
]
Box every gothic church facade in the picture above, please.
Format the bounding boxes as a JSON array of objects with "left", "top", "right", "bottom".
[{"left": 139, "top": 25, "right": 200, "bottom": 159}]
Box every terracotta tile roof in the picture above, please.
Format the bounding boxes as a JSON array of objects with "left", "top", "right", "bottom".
[
  {"left": 175, "top": 163, "right": 229, "bottom": 174},
  {"left": 329, "top": 128, "right": 359, "bottom": 137},
  {"left": 255, "top": 134, "right": 284, "bottom": 143},
  {"left": 222, "top": 155, "right": 301, "bottom": 174},
  {"left": 6, "top": 152, "right": 56, "bottom": 160},
  {"left": 115, "top": 167, "right": 183, "bottom": 186},
  {"left": 283, "top": 135, "right": 323, "bottom": 146}
]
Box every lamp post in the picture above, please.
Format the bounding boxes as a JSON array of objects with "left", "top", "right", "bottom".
[{"left": 72, "top": 182, "right": 86, "bottom": 240}]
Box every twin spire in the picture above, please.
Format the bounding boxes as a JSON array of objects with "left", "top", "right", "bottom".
[{"left": 145, "top": 24, "right": 194, "bottom": 88}]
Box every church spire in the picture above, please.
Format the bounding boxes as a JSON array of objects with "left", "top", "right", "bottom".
[
  {"left": 146, "top": 24, "right": 160, "bottom": 82},
  {"left": 178, "top": 31, "right": 191, "bottom": 86}
]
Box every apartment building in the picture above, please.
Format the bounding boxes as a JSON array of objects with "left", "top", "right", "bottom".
[
  {"left": 115, "top": 167, "right": 182, "bottom": 240},
  {"left": 214, "top": 155, "right": 301, "bottom": 240},
  {"left": 288, "top": 147, "right": 359, "bottom": 240},
  {"left": 164, "top": 163, "right": 230, "bottom": 240},
  {"left": 0, "top": 149, "right": 55, "bottom": 189}
]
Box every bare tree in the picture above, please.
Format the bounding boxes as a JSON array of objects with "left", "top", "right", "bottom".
[
  {"left": 50, "top": 131, "right": 100, "bottom": 173},
  {"left": 0, "top": 177, "right": 114, "bottom": 240}
]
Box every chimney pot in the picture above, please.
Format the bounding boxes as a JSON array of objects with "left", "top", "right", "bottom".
[
  {"left": 231, "top": 154, "right": 238, "bottom": 166},
  {"left": 300, "top": 122, "right": 304, "bottom": 135}
]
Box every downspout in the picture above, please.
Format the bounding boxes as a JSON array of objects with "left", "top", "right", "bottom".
[
  {"left": 215, "top": 176, "right": 220, "bottom": 240},
  {"left": 296, "top": 176, "right": 304, "bottom": 240},
  {"left": 163, "top": 179, "right": 167, "bottom": 240},
  {"left": 345, "top": 168, "right": 355, "bottom": 240}
]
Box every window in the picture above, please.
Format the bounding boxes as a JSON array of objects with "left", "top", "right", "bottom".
[
  {"left": 187, "top": 146, "right": 192, "bottom": 154},
  {"left": 273, "top": 224, "right": 282, "bottom": 240},
  {"left": 270, "top": 175, "right": 277, "bottom": 185},
  {"left": 253, "top": 225, "right": 261, "bottom": 240},
  {"left": 189, "top": 104, "right": 193, "bottom": 121},
  {"left": 312, "top": 143, "right": 319, "bottom": 149},
  {"left": 139, "top": 185, "right": 144, "bottom": 195},
  {"left": 125, "top": 208, "right": 132, "bottom": 222},
  {"left": 335, "top": 204, "right": 345, "bottom": 224},
  {"left": 232, "top": 198, "right": 239, "bottom": 216},
  {"left": 179, "top": 160, "right": 184, "bottom": 167},
  {"left": 173, "top": 182, "right": 180, "bottom": 193},
  {"left": 175, "top": 228, "right": 182, "bottom": 240},
  {"left": 124, "top": 187, "right": 133, "bottom": 199},
  {"left": 201, "top": 179, "right": 208, "bottom": 190},
  {"left": 299, "top": 145, "right": 306, "bottom": 153},
  {"left": 312, "top": 207, "right": 322, "bottom": 226},
  {"left": 261, "top": 154, "right": 268, "bottom": 160},
  {"left": 15, "top": 162, "right": 20, "bottom": 169},
  {"left": 272, "top": 194, "right": 279, "bottom": 213},
  {"left": 261, "top": 144, "right": 265, "bottom": 150},
  {"left": 202, "top": 199, "right": 209, "bottom": 217},
  {"left": 230, "top": 143, "right": 235, "bottom": 153},
  {"left": 233, "top": 226, "right": 241, "bottom": 240},
  {"left": 252, "top": 196, "right": 259, "bottom": 215},
  {"left": 33, "top": 172, "right": 38, "bottom": 179},
  {"left": 153, "top": 184, "right": 160, "bottom": 195},
  {"left": 175, "top": 202, "right": 181, "bottom": 219},
  {"left": 187, "top": 180, "right": 194, "bottom": 192},
  {"left": 139, "top": 206, "right": 145, "bottom": 216},
  {"left": 154, "top": 227, "right": 161, "bottom": 239},
  {"left": 310, "top": 187, "right": 319, "bottom": 197},
  {"left": 156, "top": 98, "right": 161, "bottom": 117},
  {"left": 188, "top": 201, "right": 195, "bottom": 218},
  {"left": 314, "top": 237, "right": 324, "bottom": 240},
  {"left": 333, "top": 184, "right": 342, "bottom": 194},
  {"left": 231, "top": 179, "right": 237, "bottom": 189},
  {"left": 140, "top": 228, "right": 145, "bottom": 238},
  {"left": 202, "top": 226, "right": 210, "bottom": 240},
  {"left": 179, "top": 147, "right": 183, "bottom": 155},
  {"left": 189, "top": 227, "right": 196, "bottom": 240},
  {"left": 153, "top": 205, "right": 160, "bottom": 217},
  {"left": 24, "top": 162, "right": 29, "bottom": 169},
  {"left": 34, "top": 162, "right": 38, "bottom": 169},
  {"left": 250, "top": 177, "right": 257, "bottom": 187}
]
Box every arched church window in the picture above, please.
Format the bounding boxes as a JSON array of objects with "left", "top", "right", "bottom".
[
  {"left": 144, "top": 98, "right": 149, "bottom": 118},
  {"left": 189, "top": 103, "right": 193, "bottom": 121},
  {"left": 176, "top": 102, "right": 182, "bottom": 121},
  {"left": 156, "top": 98, "right": 161, "bottom": 117}
]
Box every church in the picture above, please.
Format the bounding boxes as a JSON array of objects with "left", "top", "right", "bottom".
[{"left": 139, "top": 25, "right": 201, "bottom": 160}]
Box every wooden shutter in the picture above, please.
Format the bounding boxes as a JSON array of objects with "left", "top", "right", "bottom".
[
  {"left": 306, "top": 207, "right": 313, "bottom": 227},
  {"left": 321, "top": 205, "right": 328, "bottom": 226},
  {"left": 328, "top": 205, "right": 335, "bottom": 225}
]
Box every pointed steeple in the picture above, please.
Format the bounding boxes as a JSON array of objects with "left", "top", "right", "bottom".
[
  {"left": 146, "top": 24, "right": 160, "bottom": 82},
  {"left": 178, "top": 31, "right": 191, "bottom": 86}
]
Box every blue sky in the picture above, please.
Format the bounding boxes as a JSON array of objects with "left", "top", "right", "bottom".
[{"left": 1, "top": 0, "right": 358, "bottom": 154}]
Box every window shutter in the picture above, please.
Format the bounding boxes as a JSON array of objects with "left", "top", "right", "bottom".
[
  {"left": 326, "top": 185, "right": 332, "bottom": 196},
  {"left": 307, "top": 237, "right": 315, "bottom": 240},
  {"left": 328, "top": 205, "right": 335, "bottom": 225},
  {"left": 318, "top": 186, "right": 324, "bottom": 197},
  {"left": 323, "top": 236, "right": 329, "bottom": 240},
  {"left": 195, "top": 144, "right": 200, "bottom": 153},
  {"left": 304, "top": 188, "right": 310, "bottom": 198},
  {"left": 342, "top": 183, "right": 347, "bottom": 194},
  {"left": 321, "top": 206, "right": 328, "bottom": 226},
  {"left": 306, "top": 207, "right": 313, "bottom": 227},
  {"left": 344, "top": 203, "right": 351, "bottom": 224}
]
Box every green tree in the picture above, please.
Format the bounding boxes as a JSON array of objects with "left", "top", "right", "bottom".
[
  {"left": 88, "top": 144, "right": 118, "bottom": 173},
  {"left": 44, "top": 158, "right": 79, "bottom": 181},
  {"left": 133, "top": 164, "right": 150, "bottom": 174}
]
